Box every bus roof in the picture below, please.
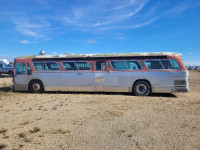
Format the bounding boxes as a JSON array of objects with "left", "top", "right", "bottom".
[{"left": 16, "top": 52, "right": 182, "bottom": 59}]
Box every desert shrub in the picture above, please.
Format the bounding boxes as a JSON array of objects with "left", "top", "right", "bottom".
[
  {"left": 29, "top": 127, "right": 40, "bottom": 133},
  {"left": 20, "top": 120, "right": 31, "bottom": 125},
  {"left": 18, "top": 132, "right": 31, "bottom": 142},
  {"left": 0, "top": 144, "right": 7, "bottom": 149},
  {"left": 0, "top": 81, "right": 13, "bottom": 96},
  {"left": 0, "top": 128, "right": 7, "bottom": 134},
  {"left": 54, "top": 128, "right": 70, "bottom": 134}
]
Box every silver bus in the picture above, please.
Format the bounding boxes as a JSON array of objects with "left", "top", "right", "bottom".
[{"left": 13, "top": 52, "right": 189, "bottom": 96}]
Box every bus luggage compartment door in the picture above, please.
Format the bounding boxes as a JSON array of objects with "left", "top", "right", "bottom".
[
  {"left": 94, "top": 73, "right": 104, "bottom": 91},
  {"left": 94, "top": 73, "right": 104, "bottom": 83}
]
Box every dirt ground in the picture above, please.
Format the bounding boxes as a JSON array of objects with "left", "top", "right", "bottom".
[{"left": 0, "top": 71, "right": 199, "bottom": 150}]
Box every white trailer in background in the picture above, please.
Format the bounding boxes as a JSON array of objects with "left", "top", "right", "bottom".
[
  {"left": 0, "top": 59, "right": 14, "bottom": 76},
  {"left": 0, "top": 59, "right": 9, "bottom": 64}
]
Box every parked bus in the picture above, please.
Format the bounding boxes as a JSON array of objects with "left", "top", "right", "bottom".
[{"left": 13, "top": 52, "right": 189, "bottom": 96}]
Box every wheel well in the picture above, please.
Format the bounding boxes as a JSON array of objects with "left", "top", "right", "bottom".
[
  {"left": 133, "top": 79, "right": 152, "bottom": 93},
  {"left": 28, "top": 79, "right": 44, "bottom": 91},
  {"left": 8, "top": 70, "right": 13, "bottom": 73}
]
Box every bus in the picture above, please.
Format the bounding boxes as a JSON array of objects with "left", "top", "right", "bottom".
[{"left": 13, "top": 52, "right": 189, "bottom": 96}]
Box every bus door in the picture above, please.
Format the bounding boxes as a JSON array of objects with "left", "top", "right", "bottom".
[
  {"left": 14, "top": 63, "right": 32, "bottom": 91},
  {"left": 61, "top": 61, "right": 94, "bottom": 91},
  {"left": 93, "top": 61, "right": 106, "bottom": 91},
  {"left": 104, "top": 60, "right": 140, "bottom": 92}
]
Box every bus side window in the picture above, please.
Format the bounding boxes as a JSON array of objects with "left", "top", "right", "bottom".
[
  {"left": 63, "top": 62, "right": 78, "bottom": 70},
  {"left": 111, "top": 61, "right": 127, "bottom": 70},
  {"left": 33, "top": 62, "right": 47, "bottom": 71},
  {"left": 15, "top": 63, "right": 26, "bottom": 75},
  {"left": 45, "top": 62, "right": 60, "bottom": 70},
  {"left": 160, "top": 60, "right": 180, "bottom": 70},
  {"left": 124, "top": 61, "right": 142, "bottom": 70},
  {"left": 96, "top": 61, "right": 106, "bottom": 71},
  {"left": 75, "top": 62, "right": 91, "bottom": 70},
  {"left": 145, "top": 60, "right": 164, "bottom": 69},
  {"left": 27, "top": 63, "right": 32, "bottom": 75}
]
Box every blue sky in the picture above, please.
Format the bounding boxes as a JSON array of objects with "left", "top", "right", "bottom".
[{"left": 0, "top": 0, "right": 199, "bottom": 65}]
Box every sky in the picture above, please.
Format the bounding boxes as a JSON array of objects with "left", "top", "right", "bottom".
[{"left": 0, "top": 0, "right": 199, "bottom": 65}]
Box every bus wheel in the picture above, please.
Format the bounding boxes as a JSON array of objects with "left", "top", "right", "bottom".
[
  {"left": 133, "top": 81, "right": 150, "bottom": 96},
  {"left": 8, "top": 71, "right": 14, "bottom": 77},
  {"left": 30, "top": 80, "right": 44, "bottom": 93}
]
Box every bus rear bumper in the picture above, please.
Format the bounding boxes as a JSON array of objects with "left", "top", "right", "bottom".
[
  {"left": 12, "top": 83, "right": 29, "bottom": 92},
  {"left": 172, "top": 87, "right": 189, "bottom": 93}
]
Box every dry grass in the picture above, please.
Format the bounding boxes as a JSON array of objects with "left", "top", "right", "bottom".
[
  {"left": 20, "top": 119, "right": 32, "bottom": 125},
  {"left": 0, "top": 144, "right": 7, "bottom": 150},
  {"left": 54, "top": 128, "right": 70, "bottom": 134},
  {"left": 190, "top": 100, "right": 200, "bottom": 105},
  {"left": 0, "top": 71, "right": 200, "bottom": 150},
  {"left": 29, "top": 127, "right": 40, "bottom": 133},
  {"left": 0, "top": 81, "right": 13, "bottom": 97},
  {"left": 0, "top": 128, "right": 7, "bottom": 134},
  {"left": 18, "top": 132, "right": 32, "bottom": 142}
]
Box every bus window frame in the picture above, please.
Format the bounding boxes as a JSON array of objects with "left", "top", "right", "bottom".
[
  {"left": 27, "top": 63, "right": 32, "bottom": 75},
  {"left": 62, "top": 61, "right": 91, "bottom": 71},
  {"left": 15, "top": 63, "right": 26, "bottom": 75},
  {"left": 33, "top": 62, "right": 60, "bottom": 71},
  {"left": 110, "top": 60, "right": 143, "bottom": 71},
  {"left": 95, "top": 61, "right": 106, "bottom": 71},
  {"left": 160, "top": 59, "right": 180, "bottom": 70},
  {"left": 144, "top": 59, "right": 180, "bottom": 70}
]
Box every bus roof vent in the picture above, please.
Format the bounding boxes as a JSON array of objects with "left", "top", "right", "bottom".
[{"left": 39, "top": 50, "right": 46, "bottom": 55}]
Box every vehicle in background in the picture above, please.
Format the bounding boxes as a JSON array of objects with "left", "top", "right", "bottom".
[
  {"left": 194, "top": 66, "right": 200, "bottom": 70},
  {"left": 188, "top": 66, "right": 195, "bottom": 70},
  {"left": 13, "top": 52, "right": 189, "bottom": 96},
  {"left": 186, "top": 65, "right": 200, "bottom": 70},
  {"left": 0, "top": 60, "right": 14, "bottom": 77}
]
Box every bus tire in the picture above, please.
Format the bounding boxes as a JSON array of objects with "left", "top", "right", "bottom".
[
  {"left": 8, "top": 71, "right": 14, "bottom": 77},
  {"left": 133, "top": 81, "right": 150, "bottom": 96},
  {"left": 29, "top": 80, "right": 44, "bottom": 93}
]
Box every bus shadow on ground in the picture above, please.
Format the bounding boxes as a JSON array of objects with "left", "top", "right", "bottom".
[
  {"left": 150, "top": 93, "right": 177, "bottom": 98},
  {"left": 0, "top": 86, "right": 12, "bottom": 92},
  {"left": 0, "top": 75, "right": 12, "bottom": 92},
  {"left": 46, "top": 91, "right": 177, "bottom": 98},
  {"left": 0, "top": 84, "right": 177, "bottom": 98},
  {"left": 0, "top": 75, "right": 10, "bottom": 78}
]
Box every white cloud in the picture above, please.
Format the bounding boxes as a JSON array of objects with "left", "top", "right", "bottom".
[
  {"left": 116, "top": 37, "right": 127, "bottom": 40},
  {"left": 0, "top": 0, "right": 199, "bottom": 38},
  {"left": 113, "top": 0, "right": 137, "bottom": 10},
  {"left": 187, "top": 52, "right": 192, "bottom": 55},
  {"left": 166, "top": 1, "right": 200, "bottom": 14},
  {"left": 52, "top": 52, "right": 58, "bottom": 55},
  {"left": 184, "top": 61, "right": 200, "bottom": 66},
  {"left": 20, "top": 40, "right": 30, "bottom": 44},
  {"left": 61, "top": 0, "right": 150, "bottom": 28},
  {"left": 59, "top": 0, "right": 200, "bottom": 31},
  {"left": 86, "top": 39, "right": 97, "bottom": 44},
  {"left": 125, "top": 17, "right": 159, "bottom": 29},
  {"left": 11, "top": 18, "right": 51, "bottom": 38},
  {"left": 0, "top": 55, "right": 15, "bottom": 61}
]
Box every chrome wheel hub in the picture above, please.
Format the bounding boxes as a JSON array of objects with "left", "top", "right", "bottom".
[
  {"left": 32, "top": 83, "right": 40, "bottom": 91},
  {"left": 136, "top": 84, "right": 147, "bottom": 94}
]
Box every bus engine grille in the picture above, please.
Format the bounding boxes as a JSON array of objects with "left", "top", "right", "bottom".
[{"left": 174, "top": 80, "right": 187, "bottom": 86}]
